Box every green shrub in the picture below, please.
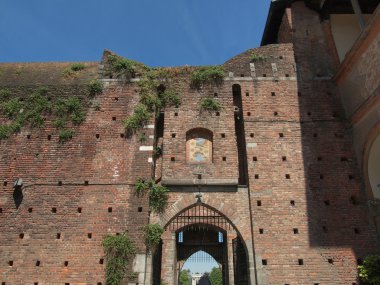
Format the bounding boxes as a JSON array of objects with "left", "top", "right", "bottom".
[
  {"left": 0, "top": 125, "right": 10, "bottom": 139},
  {"left": 0, "top": 88, "right": 12, "bottom": 100},
  {"left": 59, "top": 129, "right": 75, "bottom": 143},
  {"left": 200, "top": 97, "right": 222, "bottom": 113},
  {"left": 102, "top": 233, "right": 135, "bottom": 285},
  {"left": 123, "top": 104, "right": 151, "bottom": 133},
  {"left": 53, "top": 118, "right": 66, "bottom": 129},
  {"left": 108, "top": 55, "right": 135, "bottom": 77},
  {"left": 359, "top": 255, "right": 380, "bottom": 285},
  {"left": 70, "top": 63, "right": 85, "bottom": 71},
  {"left": 87, "top": 80, "right": 103, "bottom": 97},
  {"left": 160, "top": 90, "right": 181, "bottom": 108},
  {"left": 250, "top": 53, "right": 266, "bottom": 62},
  {"left": 143, "top": 224, "right": 164, "bottom": 250},
  {"left": 1, "top": 98, "right": 24, "bottom": 119},
  {"left": 149, "top": 183, "right": 169, "bottom": 213},
  {"left": 190, "top": 66, "right": 224, "bottom": 88},
  {"left": 134, "top": 179, "right": 152, "bottom": 197}
]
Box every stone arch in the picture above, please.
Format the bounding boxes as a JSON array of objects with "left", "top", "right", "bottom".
[
  {"left": 157, "top": 195, "right": 249, "bottom": 241},
  {"left": 186, "top": 128, "right": 213, "bottom": 164},
  {"left": 363, "top": 122, "right": 380, "bottom": 200}
]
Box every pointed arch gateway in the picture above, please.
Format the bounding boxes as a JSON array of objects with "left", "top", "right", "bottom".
[{"left": 153, "top": 203, "right": 250, "bottom": 285}]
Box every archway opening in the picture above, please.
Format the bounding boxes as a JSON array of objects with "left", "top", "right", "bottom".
[
  {"left": 180, "top": 250, "right": 220, "bottom": 285},
  {"left": 156, "top": 203, "right": 251, "bottom": 285}
]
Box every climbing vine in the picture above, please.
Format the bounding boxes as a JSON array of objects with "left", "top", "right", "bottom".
[
  {"left": 134, "top": 179, "right": 169, "bottom": 213},
  {"left": 122, "top": 68, "right": 181, "bottom": 134},
  {"left": 102, "top": 233, "right": 136, "bottom": 285},
  {"left": 250, "top": 53, "right": 266, "bottom": 62},
  {"left": 358, "top": 254, "right": 380, "bottom": 285},
  {"left": 143, "top": 223, "right": 164, "bottom": 250}
]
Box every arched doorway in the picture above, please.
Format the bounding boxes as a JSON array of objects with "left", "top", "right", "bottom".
[{"left": 154, "top": 203, "right": 250, "bottom": 285}]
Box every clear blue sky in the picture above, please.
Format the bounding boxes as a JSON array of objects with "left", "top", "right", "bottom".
[{"left": 0, "top": 0, "right": 270, "bottom": 67}]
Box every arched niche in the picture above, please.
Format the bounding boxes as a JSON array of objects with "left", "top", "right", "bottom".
[
  {"left": 368, "top": 133, "right": 380, "bottom": 199},
  {"left": 186, "top": 128, "right": 213, "bottom": 164}
]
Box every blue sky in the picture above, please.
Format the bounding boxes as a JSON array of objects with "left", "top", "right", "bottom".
[{"left": 0, "top": 0, "right": 270, "bottom": 66}]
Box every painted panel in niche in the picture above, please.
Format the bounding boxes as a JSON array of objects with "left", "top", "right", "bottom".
[{"left": 188, "top": 137, "right": 212, "bottom": 163}]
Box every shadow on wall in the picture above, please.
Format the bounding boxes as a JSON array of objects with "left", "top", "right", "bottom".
[{"left": 292, "top": 1, "right": 378, "bottom": 256}]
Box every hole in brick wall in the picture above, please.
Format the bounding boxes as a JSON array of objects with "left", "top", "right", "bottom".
[
  {"left": 263, "top": 74, "right": 266, "bottom": 77},
  {"left": 285, "top": 74, "right": 289, "bottom": 77},
  {"left": 262, "top": 259, "right": 267, "bottom": 265},
  {"left": 328, "top": 258, "right": 333, "bottom": 264},
  {"left": 58, "top": 181, "right": 62, "bottom": 186},
  {"left": 357, "top": 258, "right": 363, "bottom": 265},
  {"left": 35, "top": 153, "right": 39, "bottom": 157},
  {"left": 34, "top": 283, "right": 38, "bottom": 285},
  {"left": 259, "top": 228, "right": 264, "bottom": 234},
  {"left": 174, "top": 112, "right": 178, "bottom": 116},
  {"left": 84, "top": 181, "right": 89, "bottom": 186},
  {"left": 257, "top": 200, "right": 262, "bottom": 206},
  {"left": 274, "top": 111, "right": 278, "bottom": 116},
  {"left": 2, "top": 282, "right": 5, "bottom": 285},
  {"left": 349, "top": 174, "right": 354, "bottom": 180},
  {"left": 64, "top": 261, "right": 68, "bottom": 267},
  {"left": 332, "top": 112, "right": 338, "bottom": 118},
  {"left": 313, "top": 133, "right": 318, "bottom": 138},
  {"left": 293, "top": 228, "right": 299, "bottom": 234},
  {"left": 322, "top": 226, "right": 328, "bottom": 233},
  {"left": 335, "top": 132, "right": 344, "bottom": 138},
  {"left": 214, "top": 92, "right": 218, "bottom": 97},
  {"left": 171, "top": 157, "right": 175, "bottom": 161},
  {"left": 290, "top": 200, "right": 295, "bottom": 206},
  {"left": 350, "top": 196, "right": 358, "bottom": 205},
  {"left": 279, "top": 133, "right": 284, "bottom": 138},
  {"left": 314, "top": 283, "right": 319, "bottom": 285},
  {"left": 88, "top": 233, "right": 92, "bottom": 239},
  {"left": 112, "top": 117, "right": 116, "bottom": 121},
  {"left": 47, "top": 135, "right": 51, "bottom": 140},
  {"left": 108, "top": 207, "right": 112, "bottom": 213},
  {"left": 246, "top": 92, "right": 249, "bottom": 97},
  {"left": 254, "top": 174, "right": 259, "bottom": 179},
  {"left": 216, "top": 111, "right": 220, "bottom": 116},
  {"left": 120, "top": 133, "right": 124, "bottom": 138},
  {"left": 317, "top": 156, "right": 322, "bottom": 161},
  {"left": 198, "top": 174, "right": 202, "bottom": 179},
  {"left": 285, "top": 174, "right": 290, "bottom": 179},
  {"left": 354, "top": 228, "right": 360, "bottom": 234},
  {"left": 51, "top": 207, "right": 57, "bottom": 213},
  {"left": 324, "top": 200, "right": 330, "bottom": 206},
  {"left": 341, "top": 157, "right": 348, "bottom": 161},
  {"left": 96, "top": 134, "right": 100, "bottom": 139},
  {"left": 221, "top": 133, "right": 225, "bottom": 138},
  {"left": 298, "top": 92, "right": 301, "bottom": 96},
  {"left": 97, "top": 283, "right": 102, "bottom": 285},
  {"left": 138, "top": 207, "right": 143, "bottom": 212},
  {"left": 65, "top": 283, "right": 70, "bottom": 285},
  {"left": 298, "top": 259, "right": 303, "bottom": 265},
  {"left": 19, "top": 233, "right": 24, "bottom": 239},
  {"left": 222, "top": 157, "right": 227, "bottom": 161},
  {"left": 247, "top": 112, "right": 251, "bottom": 116},
  {"left": 114, "top": 97, "right": 118, "bottom": 101},
  {"left": 116, "top": 232, "right": 120, "bottom": 235},
  {"left": 307, "top": 112, "right": 311, "bottom": 116},
  {"left": 240, "top": 74, "right": 244, "bottom": 77},
  {"left": 171, "top": 133, "right": 176, "bottom": 138},
  {"left": 36, "top": 260, "right": 40, "bottom": 266},
  {"left": 3, "top": 181, "right": 7, "bottom": 186},
  {"left": 77, "top": 207, "right": 82, "bottom": 213},
  {"left": 0, "top": 208, "right": 2, "bottom": 213},
  {"left": 250, "top": 133, "right": 254, "bottom": 138},
  {"left": 56, "top": 233, "right": 61, "bottom": 239},
  {"left": 8, "top": 261, "right": 13, "bottom": 266},
  {"left": 271, "top": 92, "right": 276, "bottom": 96},
  {"left": 279, "top": 56, "right": 283, "bottom": 59},
  {"left": 253, "top": 156, "right": 257, "bottom": 161},
  {"left": 319, "top": 174, "right": 324, "bottom": 179},
  {"left": 282, "top": 156, "right": 287, "bottom": 161},
  {"left": 99, "top": 258, "right": 104, "bottom": 264},
  {"left": 27, "top": 134, "right": 31, "bottom": 139}
]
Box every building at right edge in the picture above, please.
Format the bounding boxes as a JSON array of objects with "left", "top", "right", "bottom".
[{"left": 248, "top": 0, "right": 380, "bottom": 284}]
